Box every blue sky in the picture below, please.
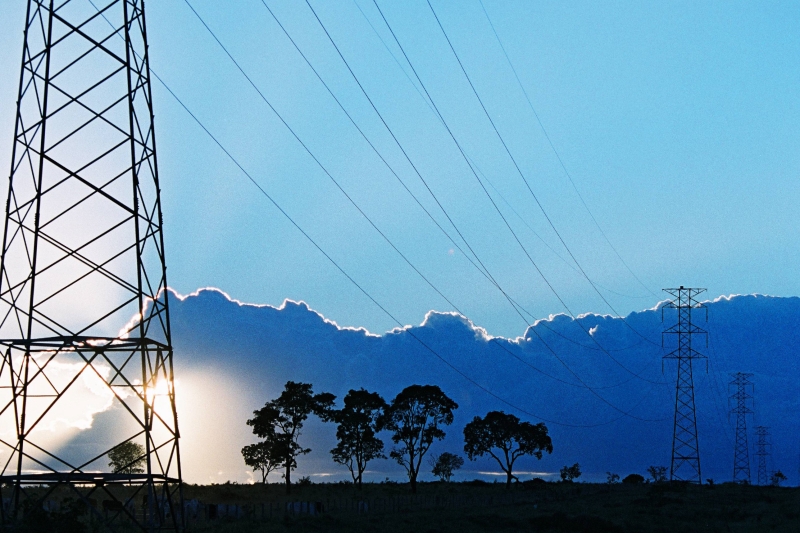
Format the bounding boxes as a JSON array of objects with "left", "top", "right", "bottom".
[{"left": 1, "top": 0, "right": 799, "bottom": 338}]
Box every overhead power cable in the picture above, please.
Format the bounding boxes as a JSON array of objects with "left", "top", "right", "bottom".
[
  {"left": 181, "top": 0, "right": 466, "bottom": 314},
  {"left": 372, "top": 0, "right": 665, "bottom": 385},
  {"left": 301, "top": 0, "right": 671, "bottom": 397},
  {"left": 189, "top": 0, "right": 665, "bottom": 401},
  {"left": 263, "top": 0, "right": 651, "bottom": 384},
  {"left": 353, "top": 0, "right": 646, "bottom": 302},
  {"left": 424, "top": 0, "right": 659, "bottom": 349},
  {"left": 83, "top": 0, "right": 659, "bottom": 428},
  {"left": 478, "top": 0, "right": 657, "bottom": 299},
  {"left": 189, "top": 0, "right": 620, "bottom": 393}
]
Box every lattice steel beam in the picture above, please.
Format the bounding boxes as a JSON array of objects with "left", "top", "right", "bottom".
[
  {"left": 662, "top": 286, "right": 707, "bottom": 483},
  {"left": 0, "top": 1, "right": 183, "bottom": 530}
]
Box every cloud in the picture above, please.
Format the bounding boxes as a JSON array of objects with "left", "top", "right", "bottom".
[{"left": 51, "top": 289, "right": 800, "bottom": 485}]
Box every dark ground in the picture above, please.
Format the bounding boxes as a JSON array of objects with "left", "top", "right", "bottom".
[{"left": 182, "top": 480, "right": 800, "bottom": 533}]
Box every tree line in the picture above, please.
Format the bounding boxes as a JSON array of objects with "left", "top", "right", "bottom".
[{"left": 242, "top": 381, "right": 552, "bottom": 494}]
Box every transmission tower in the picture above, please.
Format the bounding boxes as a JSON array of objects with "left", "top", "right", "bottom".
[
  {"left": 755, "top": 426, "right": 771, "bottom": 485},
  {"left": 0, "top": 1, "right": 183, "bottom": 531},
  {"left": 662, "top": 286, "right": 707, "bottom": 483},
  {"left": 729, "top": 372, "right": 753, "bottom": 484}
]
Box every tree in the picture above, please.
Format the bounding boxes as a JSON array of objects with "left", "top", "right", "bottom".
[
  {"left": 463, "top": 411, "right": 552, "bottom": 489},
  {"left": 622, "top": 473, "right": 644, "bottom": 484},
  {"left": 241, "top": 435, "right": 282, "bottom": 483},
  {"left": 108, "top": 441, "right": 145, "bottom": 474},
  {"left": 378, "top": 384, "right": 458, "bottom": 493},
  {"left": 430, "top": 452, "right": 464, "bottom": 482},
  {"left": 560, "top": 463, "right": 582, "bottom": 482},
  {"left": 247, "top": 381, "right": 335, "bottom": 493},
  {"left": 647, "top": 465, "right": 668, "bottom": 483},
  {"left": 330, "top": 389, "right": 387, "bottom": 489},
  {"left": 606, "top": 472, "right": 620, "bottom": 484},
  {"left": 770, "top": 470, "right": 787, "bottom": 486}
]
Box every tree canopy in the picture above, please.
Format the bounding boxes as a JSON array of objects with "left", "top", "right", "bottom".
[
  {"left": 247, "top": 381, "right": 335, "bottom": 493},
  {"left": 108, "top": 441, "right": 145, "bottom": 475},
  {"left": 463, "top": 411, "right": 552, "bottom": 488},
  {"left": 241, "top": 436, "right": 283, "bottom": 483},
  {"left": 379, "top": 384, "right": 458, "bottom": 493},
  {"left": 430, "top": 452, "right": 464, "bottom": 482},
  {"left": 330, "top": 388, "right": 387, "bottom": 489}
]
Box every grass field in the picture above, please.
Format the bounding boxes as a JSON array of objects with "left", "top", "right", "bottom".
[{"left": 182, "top": 480, "right": 800, "bottom": 533}]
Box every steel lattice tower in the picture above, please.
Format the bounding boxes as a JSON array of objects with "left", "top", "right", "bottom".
[
  {"left": 0, "top": 1, "right": 183, "bottom": 530},
  {"left": 755, "top": 426, "right": 771, "bottom": 485},
  {"left": 729, "top": 372, "right": 753, "bottom": 484},
  {"left": 662, "top": 286, "right": 707, "bottom": 483}
]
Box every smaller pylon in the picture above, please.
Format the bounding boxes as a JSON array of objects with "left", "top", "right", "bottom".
[
  {"left": 729, "top": 373, "right": 754, "bottom": 483},
  {"left": 755, "top": 426, "right": 771, "bottom": 485}
]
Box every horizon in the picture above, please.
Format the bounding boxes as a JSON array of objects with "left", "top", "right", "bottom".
[{"left": 1, "top": 1, "right": 799, "bottom": 510}]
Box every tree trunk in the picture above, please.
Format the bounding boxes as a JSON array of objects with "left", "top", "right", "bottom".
[
  {"left": 506, "top": 470, "right": 513, "bottom": 489},
  {"left": 410, "top": 472, "right": 417, "bottom": 493},
  {"left": 285, "top": 463, "right": 291, "bottom": 494}
]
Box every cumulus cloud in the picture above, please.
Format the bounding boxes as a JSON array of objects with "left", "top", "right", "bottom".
[{"left": 158, "top": 289, "right": 800, "bottom": 484}]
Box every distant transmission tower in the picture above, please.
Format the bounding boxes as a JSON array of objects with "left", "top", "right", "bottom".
[
  {"left": 729, "top": 373, "right": 753, "bottom": 484},
  {"left": 0, "top": 1, "right": 183, "bottom": 531},
  {"left": 662, "top": 286, "right": 707, "bottom": 483},
  {"left": 755, "top": 426, "right": 771, "bottom": 485}
]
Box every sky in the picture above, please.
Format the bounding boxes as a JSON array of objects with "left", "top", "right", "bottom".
[{"left": 1, "top": 0, "right": 800, "bottom": 340}]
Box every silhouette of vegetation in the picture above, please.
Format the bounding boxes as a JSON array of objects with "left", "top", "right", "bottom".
[
  {"left": 622, "top": 473, "right": 644, "bottom": 484},
  {"left": 18, "top": 498, "right": 86, "bottom": 533},
  {"left": 379, "top": 384, "right": 458, "bottom": 493},
  {"left": 247, "top": 381, "right": 335, "bottom": 493},
  {"left": 330, "top": 388, "right": 387, "bottom": 489},
  {"left": 647, "top": 465, "right": 668, "bottom": 483},
  {"left": 771, "top": 470, "right": 787, "bottom": 486},
  {"left": 560, "top": 463, "right": 582, "bottom": 482},
  {"left": 242, "top": 437, "right": 282, "bottom": 483},
  {"left": 606, "top": 472, "right": 620, "bottom": 484},
  {"left": 107, "top": 441, "right": 145, "bottom": 474},
  {"left": 463, "top": 411, "right": 552, "bottom": 488},
  {"left": 179, "top": 480, "right": 800, "bottom": 532},
  {"left": 430, "top": 452, "right": 464, "bottom": 482}
]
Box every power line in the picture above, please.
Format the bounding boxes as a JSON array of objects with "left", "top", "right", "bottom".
[
  {"left": 181, "top": 0, "right": 465, "bottom": 315},
  {"left": 477, "top": 0, "right": 657, "bottom": 300},
  {"left": 191, "top": 0, "right": 641, "bottom": 397},
  {"left": 372, "top": 0, "right": 665, "bottom": 386},
  {"left": 353, "top": 0, "right": 655, "bottom": 336},
  {"left": 424, "top": 0, "right": 660, "bottom": 351},
  {"left": 264, "top": 0, "right": 656, "bottom": 390},
  {"left": 101, "top": 0, "right": 663, "bottom": 427}
]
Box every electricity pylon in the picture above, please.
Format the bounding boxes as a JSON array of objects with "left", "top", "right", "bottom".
[
  {"left": 729, "top": 373, "right": 753, "bottom": 484},
  {"left": 0, "top": 1, "right": 183, "bottom": 530},
  {"left": 755, "top": 426, "right": 771, "bottom": 486},
  {"left": 662, "top": 286, "right": 707, "bottom": 483}
]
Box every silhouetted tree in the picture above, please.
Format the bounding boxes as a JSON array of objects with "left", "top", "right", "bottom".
[
  {"left": 247, "top": 381, "right": 335, "bottom": 493},
  {"left": 330, "top": 388, "right": 387, "bottom": 489},
  {"left": 108, "top": 441, "right": 145, "bottom": 474},
  {"left": 560, "top": 463, "right": 581, "bottom": 482},
  {"left": 430, "top": 452, "right": 464, "bottom": 482},
  {"left": 242, "top": 435, "right": 282, "bottom": 483},
  {"left": 622, "top": 473, "right": 644, "bottom": 484},
  {"left": 771, "top": 470, "right": 787, "bottom": 486},
  {"left": 647, "top": 465, "right": 667, "bottom": 483},
  {"left": 463, "top": 411, "right": 552, "bottom": 488},
  {"left": 378, "top": 384, "right": 458, "bottom": 493}
]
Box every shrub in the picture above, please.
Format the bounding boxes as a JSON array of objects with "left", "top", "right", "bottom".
[
  {"left": 622, "top": 473, "right": 644, "bottom": 484},
  {"left": 647, "top": 466, "right": 668, "bottom": 483},
  {"left": 560, "top": 463, "right": 581, "bottom": 482}
]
